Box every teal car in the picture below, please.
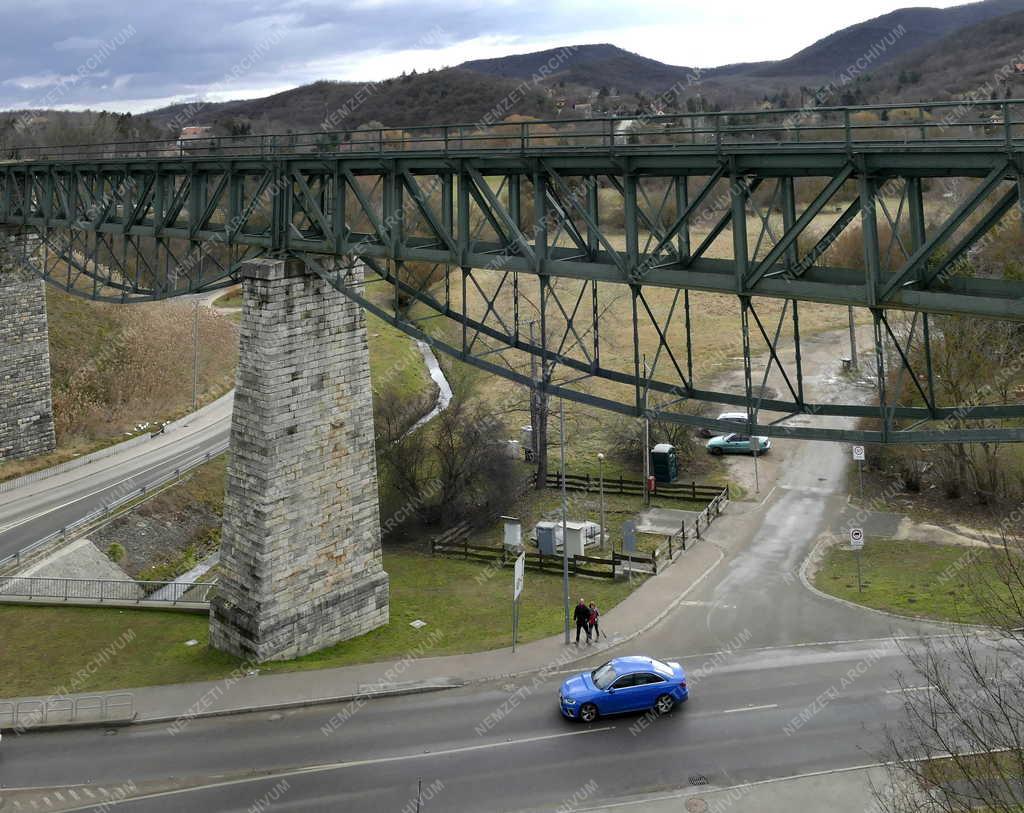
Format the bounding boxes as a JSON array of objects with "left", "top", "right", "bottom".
[{"left": 706, "top": 433, "right": 771, "bottom": 456}]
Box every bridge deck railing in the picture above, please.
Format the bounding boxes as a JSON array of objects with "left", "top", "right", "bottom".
[{"left": 5, "top": 99, "right": 1024, "bottom": 163}]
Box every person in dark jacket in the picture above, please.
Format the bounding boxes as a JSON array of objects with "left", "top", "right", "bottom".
[
  {"left": 588, "top": 601, "right": 601, "bottom": 640},
  {"left": 573, "top": 598, "right": 591, "bottom": 644}
]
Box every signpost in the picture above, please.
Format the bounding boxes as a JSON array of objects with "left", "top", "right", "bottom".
[
  {"left": 852, "top": 445, "right": 865, "bottom": 501},
  {"left": 512, "top": 551, "right": 525, "bottom": 652},
  {"left": 622, "top": 520, "right": 637, "bottom": 584},
  {"left": 850, "top": 527, "right": 865, "bottom": 593}
]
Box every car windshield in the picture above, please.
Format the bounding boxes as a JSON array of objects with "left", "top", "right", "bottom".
[{"left": 591, "top": 661, "right": 618, "bottom": 689}]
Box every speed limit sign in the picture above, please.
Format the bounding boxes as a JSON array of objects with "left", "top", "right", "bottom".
[{"left": 850, "top": 527, "right": 864, "bottom": 549}]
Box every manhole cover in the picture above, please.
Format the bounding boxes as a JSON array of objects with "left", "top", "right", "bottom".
[
  {"left": 688, "top": 774, "right": 709, "bottom": 786},
  {"left": 685, "top": 799, "right": 708, "bottom": 813}
]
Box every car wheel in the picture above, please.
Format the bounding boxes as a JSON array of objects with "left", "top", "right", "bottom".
[
  {"left": 655, "top": 694, "right": 675, "bottom": 715},
  {"left": 709, "top": 447, "right": 723, "bottom": 456},
  {"left": 579, "top": 703, "right": 599, "bottom": 723}
]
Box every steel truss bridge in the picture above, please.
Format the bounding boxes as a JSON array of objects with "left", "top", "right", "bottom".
[{"left": 3, "top": 99, "right": 1024, "bottom": 444}]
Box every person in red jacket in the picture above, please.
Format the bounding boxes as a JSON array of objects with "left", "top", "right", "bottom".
[{"left": 588, "top": 601, "right": 602, "bottom": 640}]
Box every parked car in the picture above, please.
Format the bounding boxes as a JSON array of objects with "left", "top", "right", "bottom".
[
  {"left": 706, "top": 433, "right": 771, "bottom": 456},
  {"left": 698, "top": 412, "right": 749, "bottom": 439},
  {"left": 559, "top": 656, "right": 688, "bottom": 722}
]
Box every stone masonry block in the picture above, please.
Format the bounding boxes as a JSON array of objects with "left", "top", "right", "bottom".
[{"left": 209, "top": 258, "right": 389, "bottom": 661}]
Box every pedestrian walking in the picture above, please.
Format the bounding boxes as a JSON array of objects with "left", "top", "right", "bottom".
[
  {"left": 573, "top": 597, "right": 591, "bottom": 645},
  {"left": 588, "top": 601, "right": 602, "bottom": 640}
]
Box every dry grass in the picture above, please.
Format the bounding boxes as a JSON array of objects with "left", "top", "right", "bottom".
[
  {"left": 0, "top": 289, "right": 239, "bottom": 481},
  {"left": 46, "top": 289, "right": 239, "bottom": 444}
]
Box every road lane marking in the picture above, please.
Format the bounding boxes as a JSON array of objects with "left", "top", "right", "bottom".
[
  {"left": 42, "top": 726, "right": 616, "bottom": 811},
  {"left": 722, "top": 703, "right": 778, "bottom": 714},
  {"left": 885, "top": 685, "right": 936, "bottom": 694},
  {"left": 0, "top": 441, "right": 227, "bottom": 536}
]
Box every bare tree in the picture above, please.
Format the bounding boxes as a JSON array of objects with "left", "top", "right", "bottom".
[{"left": 874, "top": 532, "right": 1024, "bottom": 812}]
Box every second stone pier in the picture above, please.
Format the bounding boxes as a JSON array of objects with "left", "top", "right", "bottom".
[{"left": 209, "top": 258, "right": 389, "bottom": 661}]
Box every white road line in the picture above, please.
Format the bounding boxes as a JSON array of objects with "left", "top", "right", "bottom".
[
  {"left": 722, "top": 703, "right": 779, "bottom": 714},
  {"left": 47, "top": 726, "right": 615, "bottom": 812},
  {"left": 885, "top": 685, "right": 936, "bottom": 694},
  {"left": 0, "top": 443, "right": 224, "bottom": 535}
]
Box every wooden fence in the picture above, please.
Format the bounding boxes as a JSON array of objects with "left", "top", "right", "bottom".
[
  {"left": 428, "top": 476, "right": 729, "bottom": 580},
  {"left": 430, "top": 530, "right": 660, "bottom": 579},
  {"left": 542, "top": 472, "right": 725, "bottom": 502}
]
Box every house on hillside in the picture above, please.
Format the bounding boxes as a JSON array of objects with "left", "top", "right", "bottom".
[
  {"left": 573, "top": 102, "right": 593, "bottom": 118},
  {"left": 177, "top": 126, "right": 214, "bottom": 149}
]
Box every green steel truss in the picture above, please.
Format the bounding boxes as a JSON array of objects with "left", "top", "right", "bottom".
[{"left": 4, "top": 108, "right": 1024, "bottom": 444}]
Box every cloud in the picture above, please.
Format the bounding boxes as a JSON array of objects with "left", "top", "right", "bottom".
[{"left": 0, "top": 0, "right": 969, "bottom": 115}]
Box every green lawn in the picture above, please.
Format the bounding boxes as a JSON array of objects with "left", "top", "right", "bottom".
[
  {"left": 813, "top": 538, "right": 1013, "bottom": 624},
  {"left": 211, "top": 288, "right": 243, "bottom": 309},
  {"left": 0, "top": 550, "right": 638, "bottom": 697}
]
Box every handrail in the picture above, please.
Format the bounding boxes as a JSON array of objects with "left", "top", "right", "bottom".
[
  {"left": 3, "top": 98, "right": 1022, "bottom": 163},
  {"left": 0, "top": 439, "right": 229, "bottom": 572}
]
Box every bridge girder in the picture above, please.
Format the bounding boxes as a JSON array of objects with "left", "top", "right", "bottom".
[{"left": 3, "top": 142, "right": 1024, "bottom": 444}]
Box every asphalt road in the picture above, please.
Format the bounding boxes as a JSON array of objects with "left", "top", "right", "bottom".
[
  {"left": 0, "top": 636, "right": 949, "bottom": 813},
  {"left": 0, "top": 395, "right": 231, "bottom": 561},
  {"left": 0, "top": 325, "right": 967, "bottom": 811}
]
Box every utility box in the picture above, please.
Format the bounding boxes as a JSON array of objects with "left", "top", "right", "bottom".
[
  {"left": 650, "top": 443, "right": 678, "bottom": 483},
  {"left": 502, "top": 516, "right": 523, "bottom": 552},
  {"left": 536, "top": 522, "right": 557, "bottom": 556},
  {"left": 563, "top": 522, "right": 588, "bottom": 558}
]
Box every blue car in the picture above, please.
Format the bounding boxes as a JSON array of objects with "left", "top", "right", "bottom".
[{"left": 559, "top": 656, "right": 688, "bottom": 722}]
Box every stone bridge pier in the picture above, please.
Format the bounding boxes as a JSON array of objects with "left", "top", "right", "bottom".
[
  {"left": 0, "top": 234, "right": 56, "bottom": 462},
  {"left": 210, "top": 258, "right": 389, "bottom": 662}
]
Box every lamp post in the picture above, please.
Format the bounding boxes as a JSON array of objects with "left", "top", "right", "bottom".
[
  {"left": 597, "top": 453, "right": 607, "bottom": 552},
  {"left": 560, "top": 396, "right": 569, "bottom": 646}
]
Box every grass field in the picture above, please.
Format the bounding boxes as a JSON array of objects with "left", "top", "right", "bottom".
[
  {"left": 0, "top": 549, "right": 638, "bottom": 697},
  {"left": 813, "top": 538, "right": 1014, "bottom": 624}
]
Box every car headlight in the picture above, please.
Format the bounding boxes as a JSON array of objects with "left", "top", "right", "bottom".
[{"left": 562, "top": 696, "right": 577, "bottom": 705}]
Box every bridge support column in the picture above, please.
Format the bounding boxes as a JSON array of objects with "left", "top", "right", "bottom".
[
  {"left": 0, "top": 245, "right": 56, "bottom": 462},
  {"left": 210, "top": 258, "right": 389, "bottom": 662}
]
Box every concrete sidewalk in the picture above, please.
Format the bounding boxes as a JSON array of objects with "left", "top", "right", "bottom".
[
  {"left": 1, "top": 536, "right": 725, "bottom": 728},
  {"left": 561, "top": 764, "right": 897, "bottom": 813}
]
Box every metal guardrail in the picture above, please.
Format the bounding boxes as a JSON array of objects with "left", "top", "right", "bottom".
[
  {"left": 7, "top": 99, "right": 1024, "bottom": 162},
  {"left": 0, "top": 439, "right": 229, "bottom": 572},
  {"left": 0, "top": 575, "right": 215, "bottom": 603},
  {"left": 655, "top": 485, "right": 730, "bottom": 563},
  {"left": 0, "top": 692, "right": 134, "bottom": 730},
  {"left": 0, "top": 391, "right": 233, "bottom": 496}
]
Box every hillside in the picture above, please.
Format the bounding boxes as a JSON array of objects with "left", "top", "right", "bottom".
[
  {"left": 144, "top": 69, "right": 557, "bottom": 134},
  {"left": 749, "top": 0, "right": 1024, "bottom": 77},
  {"left": 460, "top": 44, "right": 698, "bottom": 95},
  {"left": 863, "top": 8, "right": 1024, "bottom": 101}
]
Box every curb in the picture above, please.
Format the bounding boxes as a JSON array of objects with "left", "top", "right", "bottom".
[
  {"left": 3, "top": 529, "right": 727, "bottom": 731},
  {"left": 0, "top": 715, "right": 137, "bottom": 734},
  {"left": 136, "top": 681, "right": 465, "bottom": 726},
  {"left": 798, "top": 534, "right": 989, "bottom": 632},
  {"left": 462, "top": 541, "right": 727, "bottom": 686},
  {"left": 0, "top": 391, "right": 233, "bottom": 495}
]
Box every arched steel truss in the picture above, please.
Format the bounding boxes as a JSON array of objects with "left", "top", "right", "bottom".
[{"left": 4, "top": 116, "right": 1024, "bottom": 444}]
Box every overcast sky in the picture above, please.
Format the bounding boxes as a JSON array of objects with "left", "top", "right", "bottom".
[{"left": 0, "top": 0, "right": 966, "bottom": 115}]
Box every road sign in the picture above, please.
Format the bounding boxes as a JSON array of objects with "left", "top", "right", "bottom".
[
  {"left": 622, "top": 520, "right": 637, "bottom": 552},
  {"left": 513, "top": 551, "right": 525, "bottom": 600},
  {"left": 852, "top": 445, "right": 865, "bottom": 461},
  {"left": 850, "top": 527, "right": 864, "bottom": 549}
]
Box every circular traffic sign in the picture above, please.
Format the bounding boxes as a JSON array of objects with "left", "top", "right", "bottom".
[{"left": 850, "top": 527, "right": 864, "bottom": 544}]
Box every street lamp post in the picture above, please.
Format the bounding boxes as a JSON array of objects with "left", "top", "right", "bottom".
[
  {"left": 560, "top": 396, "right": 569, "bottom": 646},
  {"left": 597, "top": 453, "right": 607, "bottom": 552}
]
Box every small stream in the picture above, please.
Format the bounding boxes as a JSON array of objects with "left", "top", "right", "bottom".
[{"left": 404, "top": 340, "right": 454, "bottom": 437}]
